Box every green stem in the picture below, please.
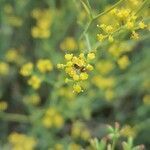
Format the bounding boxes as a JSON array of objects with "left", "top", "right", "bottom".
[
  {"left": 80, "top": 20, "right": 92, "bottom": 39},
  {"left": 0, "top": 112, "right": 31, "bottom": 123},
  {"left": 80, "top": 0, "right": 125, "bottom": 39},
  {"left": 112, "top": 139, "right": 116, "bottom": 150},
  {"left": 85, "top": 33, "right": 91, "bottom": 51},
  {"left": 93, "top": 0, "right": 125, "bottom": 21},
  {"left": 135, "top": 0, "right": 149, "bottom": 15}
]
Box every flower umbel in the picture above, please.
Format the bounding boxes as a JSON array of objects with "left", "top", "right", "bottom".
[{"left": 57, "top": 52, "right": 95, "bottom": 93}]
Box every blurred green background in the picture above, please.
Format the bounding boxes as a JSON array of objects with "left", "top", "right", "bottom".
[{"left": 0, "top": 0, "right": 150, "bottom": 149}]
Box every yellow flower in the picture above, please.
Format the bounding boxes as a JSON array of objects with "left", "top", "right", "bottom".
[
  {"left": 92, "top": 76, "right": 115, "bottom": 89},
  {"left": 120, "top": 125, "right": 137, "bottom": 138},
  {"left": 0, "top": 101, "right": 8, "bottom": 111},
  {"left": 53, "top": 114, "right": 64, "bottom": 128},
  {"left": 20, "top": 62, "right": 33, "bottom": 77},
  {"left": 139, "top": 21, "right": 147, "bottom": 29},
  {"left": 87, "top": 53, "right": 95, "bottom": 60},
  {"left": 42, "top": 107, "right": 64, "bottom": 128},
  {"left": 4, "top": 4, "right": 13, "bottom": 14},
  {"left": 54, "top": 144, "right": 64, "bottom": 150},
  {"left": 126, "top": 21, "right": 134, "bottom": 29},
  {"left": 96, "top": 61, "right": 114, "bottom": 75},
  {"left": 23, "top": 94, "right": 40, "bottom": 105},
  {"left": 105, "top": 90, "right": 115, "bottom": 101},
  {"left": 73, "top": 84, "right": 82, "bottom": 93},
  {"left": 5, "top": 49, "right": 19, "bottom": 63},
  {"left": 97, "top": 34, "right": 106, "bottom": 42},
  {"left": 80, "top": 72, "right": 88, "bottom": 80},
  {"left": 57, "top": 64, "right": 64, "bottom": 69},
  {"left": 69, "top": 143, "right": 81, "bottom": 150},
  {"left": 28, "top": 75, "right": 41, "bottom": 89},
  {"left": 31, "top": 9, "right": 52, "bottom": 39},
  {"left": 80, "top": 129, "right": 90, "bottom": 141},
  {"left": 143, "top": 95, "right": 150, "bottom": 105},
  {"left": 131, "top": 31, "right": 139, "bottom": 40},
  {"left": 0, "top": 62, "right": 9, "bottom": 76},
  {"left": 9, "top": 132, "right": 37, "bottom": 150},
  {"left": 86, "top": 64, "right": 93, "bottom": 71},
  {"left": 64, "top": 54, "right": 73, "bottom": 61},
  {"left": 7, "top": 16, "right": 23, "bottom": 27},
  {"left": 73, "top": 74, "right": 80, "bottom": 81},
  {"left": 108, "top": 35, "right": 114, "bottom": 42},
  {"left": 105, "top": 25, "right": 113, "bottom": 33},
  {"left": 71, "top": 126, "right": 81, "bottom": 138},
  {"left": 37, "top": 59, "right": 53, "bottom": 73},
  {"left": 42, "top": 116, "right": 53, "bottom": 128},
  {"left": 58, "top": 52, "right": 95, "bottom": 92},
  {"left": 60, "top": 37, "right": 77, "bottom": 51},
  {"left": 117, "top": 55, "right": 130, "bottom": 70}
]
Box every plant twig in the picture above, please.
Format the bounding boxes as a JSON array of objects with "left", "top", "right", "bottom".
[
  {"left": 135, "top": 0, "right": 149, "bottom": 15},
  {"left": 80, "top": 0, "right": 125, "bottom": 39},
  {"left": 0, "top": 112, "right": 31, "bottom": 123}
]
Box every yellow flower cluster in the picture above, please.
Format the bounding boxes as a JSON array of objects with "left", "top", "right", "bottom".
[
  {"left": 20, "top": 62, "right": 33, "bottom": 77},
  {"left": 0, "top": 61, "right": 10, "bottom": 76},
  {"left": 58, "top": 87, "right": 76, "bottom": 100},
  {"left": 111, "top": 8, "right": 131, "bottom": 22},
  {"left": 96, "top": 60, "right": 114, "bottom": 75},
  {"left": 120, "top": 125, "right": 137, "bottom": 138},
  {"left": 68, "top": 143, "right": 81, "bottom": 150},
  {"left": 105, "top": 89, "right": 115, "bottom": 101},
  {"left": 57, "top": 52, "right": 95, "bottom": 93},
  {"left": 97, "top": 5, "right": 147, "bottom": 42},
  {"left": 92, "top": 76, "right": 115, "bottom": 90},
  {"left": 42, "top": 107, "right": 64, "bottom": 128},
  {"left": 108, "top": 42, "right": 133, "bottom": 58},
  {"left": 143, "top": 95, "right": 150, "bottom": 105},
  {"left": 23, "top": 94, "right": 41, "bottom": 105},
  {"left": 37, "top": 59, "right": 53, "bottom": 73},
  {"left": 20, "top": 59, "right": 53, "bottom": 89},
  {"left": 5, "top": 48, "right": 20, "bottom": 63},
  {"left": 28, "top": 75, "right": 42, "bottom": 90},
  {"left": 97, "top": 24, "right": 115, "bottom": 42},
  {"left": 60, "top": 37, "right": 78, "bottom": 51},
  {"left": 92, "top": 75, "right": 116, "bottom": 101},
  {"left": 117, "top": 55, "right": 130, "bottom": 70},
  {"left": 54, "top": 143, "right": 64, "bottom": 150},
  {"left": 0, "top": 101, "right": 8, "bottom": 111},
  {"left": 71, "top": 121, "right": 91, "bottom": 141},
  {"left": 4, "top": 4, "right": 23, "bottom": 27},
  {"left": 9, "top": 132, "right": 37, "bottom": 150},
  {"left": 31, "top": 9, "right": 52, "bottom": 38}
]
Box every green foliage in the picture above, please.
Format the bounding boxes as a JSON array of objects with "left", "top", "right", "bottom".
[{"left": 0, "top": 0, "right": 149, "bottom": 149}]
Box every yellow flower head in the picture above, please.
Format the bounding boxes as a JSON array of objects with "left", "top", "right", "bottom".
[
  {"left": 117, "top": 55, "right": 130, "bottom": 70},
  {"left": 31, "top": 9, "right": 52, "bottom": 38},
  {"left": 9, "top": 132, "right": 37, "bottom": 150},
  {"left": 58, "top": 52, "right": 95, "bottom": 93},
  {"left": 139, "top": 21, "right": 147, "bottom": 29},
  {"left": 42, "top": 107, "right": 64, "bottom": 128},
  {"left": 73, "top": 84, "right": 82, "bottom": 93},
  {"left": 37, "top": 59, "right": 53, "bottom": 73},
  {"left": 20, "top": 62, "right": 33, "bottom": 77},
  {"left": 23, "top": 94, "right": 40, "bottom": 105},
  {"left": 60, "top": 37, "right": 77, "bottom": 51},
  {"left": 5, "top": 49, "right": 19, "bottom": 63},
  {"left": 143, "top": 95, "right": 150, "bottom": 105},
  {"left": 0, "top": 62, "right": 9, "bottom": 76},
  {"left": 28, "top": 75, "right": 41, "bottom": 89},
  {"left": 120, "top": 125, "right": 137, "bottom": 138},
  {"left": 131, "top": 31, "right": 139, "bottom": 40},
  {"left": 87, "top": 53, "right": 95, "bottom": 60},
  {"left": 0, "top": 101, "right": 8, "bottom": 111}
]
